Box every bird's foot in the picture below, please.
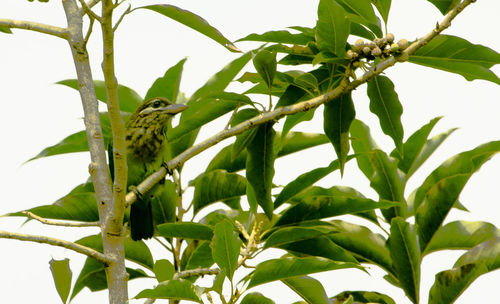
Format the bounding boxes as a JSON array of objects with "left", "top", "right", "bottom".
[
  {"left": 162, "top": 162, "right": 174, "bottom": 175},
  {"left": 129, "top": 185, "right": 143, "bottom": 200}
]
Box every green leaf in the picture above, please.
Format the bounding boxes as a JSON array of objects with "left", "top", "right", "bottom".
[
  {"left": 182, "top": 241, "right": 214, "bottom": 271},
  {"left": 49, "top": 258, "right": 72, "bottom": 304},
  {"left": 316, "top": 0, "right": 350, "bottom": 56},
  {"left": 429, "top": 262, "right": 488, "bottom": 304},
  {"left": 144, "top": 58, "right": 186, "bottom": 102},
  {"left": 158, "top": 222, "right": 214, "bottom": 241},
  {"left": 403, "top": 127, "right": 457, "bottom": 178},
  {"left": 290, "top": 186, "right": 378, "bottom": 224},
  {"left": 424, "top": 221, "right": 500, "bottom": 255},
  {"left": 27, "top": 131, "right": 90, "bottom": 162},
  {"left": 168, "top": 94, "right": 241, "bottom": 141},
  {"left": 211, "top": 270, "right": 226, "bottom": 293},
  {"left": 274, "top": 159, "right": 346, "bottom": 208},
  {"left": 293, "top": 72, "right": 319, "bottom": 94},
  {"left": 192, "top": 170, "right": 247, "bottom": 215},
  {"left": 350, "top": 119, "right": 379, "bottom": 179},
  {"left": 246, "top": 122, "right": 276, "bottom": 218},
  {"left": 428, "top": 237, "right": 500, "bottom": 303},
  {"left": 336, "top": 0, "right": 377, "bottom": 24},
  {"left": 275, "top": 196, "right": 398, "bottom": 227},
  {"left": 392, "top": 116, "right": 441, "bottom": 176},
  {"left": 372, "top": 0, "right": 392, "bottom": 24},
  {"left": 247, "top": 256, "right": 362, "bottom": 288},
  {"left": 139, "top": 4, "right": 239, "bottom": 52},
  {"left": 0, "top": 25, "right": 13, "bottom": 34},
  {"left": 153, "top": 259, "right": 175, "bottom": 282},
  {"left": 8, "top": 182, "right": 99, "bottom": 222},
  {"left": 277, "top": 131, "right": 330, "bottom": 156},
  {"left": 336, "top": 0, "right": 382, "bottom": 37},
  {"left": 211, "top": 220, "right": 242, "bottom": 280},
  {"left": 332, "top": 290, "right": 396, "bottom": 304},
  {"left": 328, "top": 220, "right": 393, "bottom": 274},
  {"left": 282, "top": 110, "right": 316, "bottom": 141},
  {"left": 282, "top": 276, "right": 330, "bottom": 304},
  {"left": 170, "top": 53, "right": 252, "bottom": 158},
  {"left": 150, "top": 180, "right": 178, "bottom": 226},
  {"left": 233, "top": 128, "right": 258, "bottom": 161},
  {"left": 369, "top": 150, "right": 406, "bottom": 221},
  {"left": 278, "top": 236, "right": 359, "bottom": 264},
  {"left": 456, "top": 237, "right": 500, "bottom": 270},
  {"left": 367, "top": 76, "right": 404, "bottom": 155},
  {"left": 350, "top": 22, "right": 375, "bottom": 40},
  {"left": 237, "top": 30, "right": 314, "bottom": 45},
  {"left": 409, "top": 35, "right": 500, "bottom": 85},
  {"left": 275, "top": 84, "right": 307, "bottom": 108},
  {"left": 241, "top": 292, "right": 276, "bottom": 304},
  {"left": 264, "top": 227, "right": 332, "bottom": 249},
  {"left": 75, "top": 234, "right": 154, "bottom": 270},
  {"left": 323, "top": 92, "right": 356, "bottom": 175},
  {"left": 135, "top": 279, "right": 202, "bottom": 302},
  {"left": 427, "top": 0, "right": 460, "bottom": 15},
  {"left": 253, "top": 50, "right": 277, "bottom": 89},
  {"left": 190, "top": 52, "right": 253, "bottom": 102},
  {"left": 415, "top": 141, "right": 500, "bottom": 251},
  {"left": 388, "top": 217, "right": 420, "bottom": 303},
  {"left": 206, "top": 131, "right": 329, "bottom": 173},
  {"left": 57, "top": 79, "right": 142, "bottom": 112},
  {"left": 71, "top": 257, "right": 146, "bottom": 300}
]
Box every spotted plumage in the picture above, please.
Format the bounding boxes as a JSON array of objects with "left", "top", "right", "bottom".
[{"left": 125, "top": 97, "right": 187, "bottom": 241}]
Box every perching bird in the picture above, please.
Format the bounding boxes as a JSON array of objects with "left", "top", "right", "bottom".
[{"left": 125, "top": 97, "right": 187, "bottom": 241}]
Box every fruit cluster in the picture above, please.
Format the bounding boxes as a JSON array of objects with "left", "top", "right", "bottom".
[{"left": 347, "top": 34, "right": 409, "bottom": 62}]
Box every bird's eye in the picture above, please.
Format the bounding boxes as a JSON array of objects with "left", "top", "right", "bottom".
[{"left": 152, "top": 100, "right": 162, "bottom": 108}]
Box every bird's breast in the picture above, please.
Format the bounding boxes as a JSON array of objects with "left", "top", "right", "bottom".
[{"left": 126, "top": 126, "right": 166, "bottom": 161}]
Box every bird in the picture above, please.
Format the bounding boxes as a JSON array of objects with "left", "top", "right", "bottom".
[{"left": 125, "top": 97, "right": 187, "bottom": 241}]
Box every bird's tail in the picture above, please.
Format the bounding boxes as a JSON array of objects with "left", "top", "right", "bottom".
[{"left": 130, "top": 199, "right": 154, "bottom": 241}]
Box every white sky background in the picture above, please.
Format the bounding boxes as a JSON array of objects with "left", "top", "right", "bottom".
[{"left": 1, "top": 0, "right": 500, "bottom": 303}]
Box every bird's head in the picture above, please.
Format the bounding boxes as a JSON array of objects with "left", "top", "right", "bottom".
[
  {"left": 127, "top": 97, "right": 188, "bottom": 129},
  {"left": 125, "top": 97, "right": 188, "bottom": 160}
]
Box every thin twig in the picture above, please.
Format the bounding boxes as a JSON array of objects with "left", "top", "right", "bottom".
[
  {"left": 0, "top": 18, "right": 67, "bottom": 39},
  {"left": 0, "top": 230, "right": 111, "bottom": 265},
  {"left": 87, "top": 0, "right": 100, "bottom": 9},
  {"left": 234, "top": 220, "right": 250, "bottom": 241},
  {"left": 22, "top": 211, "right": 100, "bottom": 227},
  {"left": 83, "top": 17, "right": 94, "bottom": 47},
  {"left": 224, "top": 104, "right": 240, "bottom": 130},
  {"left": 238, "top": 220, "right": 262, "bottom": 267},
  {"left": 172, "top": 169, "right": 184, "bottom": 272},
  {"left": 154, "top": 237, "right": 174, "bottom": 253},
  {"left": 113, "top": 4, "right": 131, "bottom": 32},
  {"left": 123, "top": 0, "right": 475, "bottom": 208},
  {"left": 78, "top": 0, "right": 102, "bottom": 22}
]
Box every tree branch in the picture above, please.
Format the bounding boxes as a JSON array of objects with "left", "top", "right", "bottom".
[
  {"left": 62, "top": 1, "right": 128, "bottom": 303},
  {"left": 0, "top": 230, "right": 111, "bottom": 265},
  {"left": 99, "top": 0, "right": 130, "bottom": 303},
  {"left": 173, "top": 267, "right": 220, "bottom": 279},
  {"left": 124, "top": 0, "right": 475, "bottom": 207},
  {"left": 101, "top": 0, "right": 127, "bottom": 236},
  {"left": 0, "top": 18, "right": 67, "bottom": 39},
  {"left": 61, "top": 0, "right": 112, "bottom": 230},
  {"left": 22, "top": 211, "right": 100, "bottom": 227}
]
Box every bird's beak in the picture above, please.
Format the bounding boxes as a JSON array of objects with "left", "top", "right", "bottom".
[{"left": 164, "top": 103, "right": 188, "bottom": 114}]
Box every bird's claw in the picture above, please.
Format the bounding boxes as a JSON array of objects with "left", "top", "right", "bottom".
[
  {"left": 129, "top": 185, "right": 143, "bottom": 200},
  {"left": 162, "top": 162, "right": 174, "bottom": 175}
]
